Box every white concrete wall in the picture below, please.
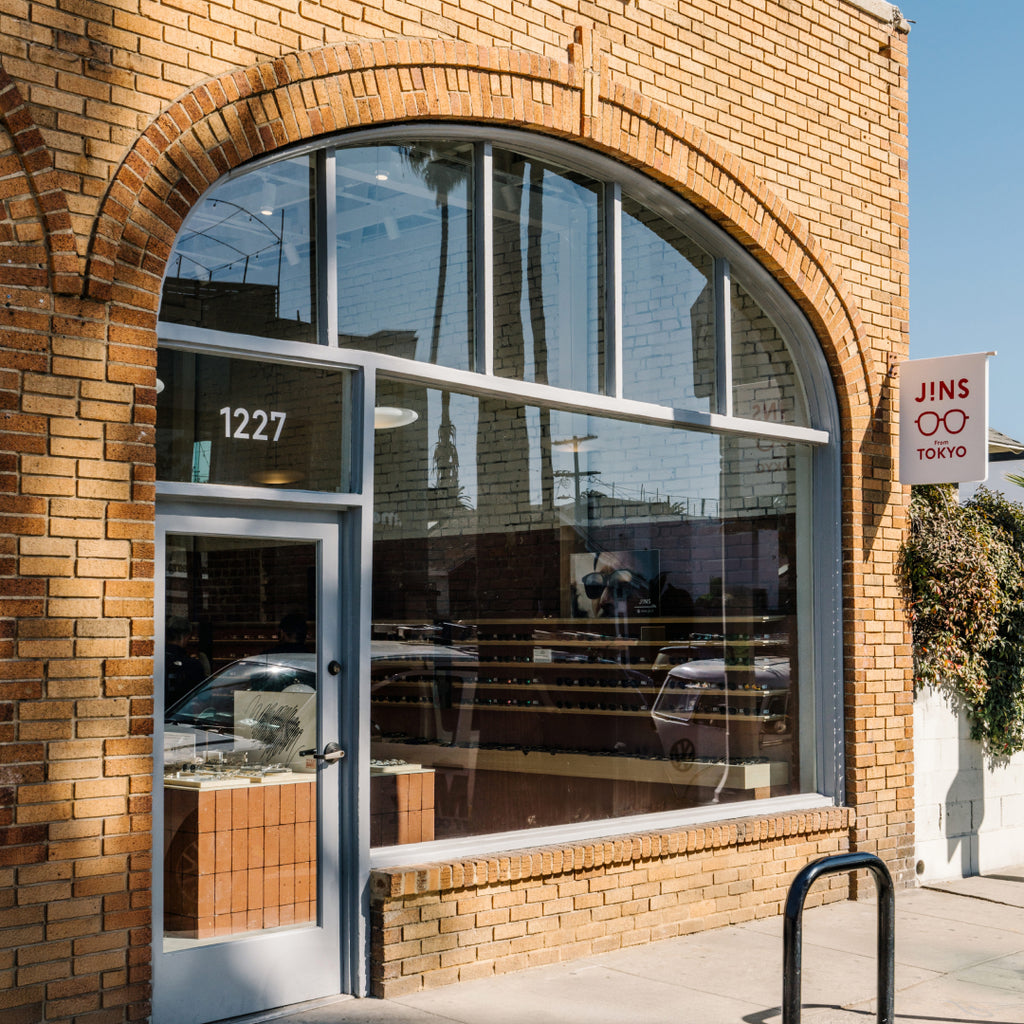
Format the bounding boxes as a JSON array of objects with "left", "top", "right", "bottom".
[
  {"left": 960, "top": 456, "right": 1024, "bottom": 501},
  {"left": 914, "top": 684, "right": 1024, "bottom": 881}
]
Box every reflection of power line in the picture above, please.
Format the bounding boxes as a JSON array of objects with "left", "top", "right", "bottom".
[
  {"left": 552, "top": 434, "right": 598, "bottom": 501},
  {"left": 559, "top": 479, "right": 720, "bottom": 518},
  {"left": 172, "top": 200, "right": 284, "bottom": 285},
  {"left": 553, "top": 468, "right": 600, "bottom": 500}
]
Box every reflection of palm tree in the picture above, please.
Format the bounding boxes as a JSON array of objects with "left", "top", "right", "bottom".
[
  {"left": 404, "top": 146, "right": 466, "bottom": 504},
  {"left": 526, "top": 162, "right": 549, "bottom": 385},
  {"left": 484, "top": 154, "right": 555, "bottom": 510},
  {"left": 527, "top": 162, "right": 555, "bottom": 508}
]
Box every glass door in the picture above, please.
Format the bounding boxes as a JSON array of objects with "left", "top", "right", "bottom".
[{"left": 153, "top": 510, "right": 346, "bottom": 1024}]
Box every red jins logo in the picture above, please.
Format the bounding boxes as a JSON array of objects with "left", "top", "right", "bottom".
[{"left": 914, "top": 378, "right": 970, "bottom": 403}]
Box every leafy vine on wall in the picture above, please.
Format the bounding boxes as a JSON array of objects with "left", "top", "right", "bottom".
[{"left": 899, "top": 484, "right": 1024, "bottom": 758}]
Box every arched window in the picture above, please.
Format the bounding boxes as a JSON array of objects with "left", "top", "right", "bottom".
[{"left": 157, "top": 127, "right": 842, "bottom": 851}]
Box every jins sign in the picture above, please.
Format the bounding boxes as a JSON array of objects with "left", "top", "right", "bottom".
[{"left": 899, "top": 353, "right": 992, "bottom": 485}]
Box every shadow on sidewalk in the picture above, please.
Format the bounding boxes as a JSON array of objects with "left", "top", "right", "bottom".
[{"left": 743, "top": 1005, "right": 1023, "bottom": 1024}]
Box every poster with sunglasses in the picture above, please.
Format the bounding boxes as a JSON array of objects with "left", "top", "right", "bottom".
[
  {"left": 899, "top": 351, "right": 991, "bottom": 485},
  {"left": 570, "top": 550, "right": 660, "bottom": 619}
]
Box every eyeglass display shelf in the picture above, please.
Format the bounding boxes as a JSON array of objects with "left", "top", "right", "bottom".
[
  {"left": 374, "top": 699, "right": 651, "bottom": 716},
  {"left": 373, "top": 620, "right": 793, "bottom": 679},
  {"left": 372, "top": 680, "right": 788, "bottom": 696},
  {"left": 370, "top": 740, "right": 789, "bottom": 790},
  {"left": 377, "top": 617, "right": 789, "bottom": 642},
  {"left": 468, "top": 638, "right": 786, "bottom": 662},
  {"left": 459, "top": 614, "right": 789, "bottom": 629},
  {"left": 163, "top": 769, "right": 313, "bottom": 790},
  {"left": 372, "top": 697, "right": 786, "bottom": 720}
]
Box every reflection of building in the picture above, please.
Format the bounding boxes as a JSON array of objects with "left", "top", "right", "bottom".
[{"left": 0, "top": 1, "right": 912, "bottom": 1021}]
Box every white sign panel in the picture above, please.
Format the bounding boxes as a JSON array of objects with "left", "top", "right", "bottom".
[{"left": 899, "top": 352, "right": 991, "bottom": 484}]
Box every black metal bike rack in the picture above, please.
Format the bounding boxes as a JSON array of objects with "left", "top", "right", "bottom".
[{"left": 782, "top": 851, "right": 895, "bottom": 1024}]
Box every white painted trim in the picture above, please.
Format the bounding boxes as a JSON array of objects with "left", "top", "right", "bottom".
[
  {"left": 369, "top": 794, "right": 836, "bottom": 868},
  {"left": 157, "top": 329, "right": 830, "bottom": 447}
]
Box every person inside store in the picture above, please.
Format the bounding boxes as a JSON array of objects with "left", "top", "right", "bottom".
[
  {"left": 165, "top": 616, "right": 206, "bottom": 706},
  {"left": 270, "top": 612, "right": 309, "bottom": 653}
]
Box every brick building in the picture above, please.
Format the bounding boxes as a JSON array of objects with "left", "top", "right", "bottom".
[{"left": 0, "top": 1, "right": 911, "bottom": 1021}]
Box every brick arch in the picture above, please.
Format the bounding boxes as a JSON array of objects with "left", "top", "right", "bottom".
[
  {"left": 87, "top": 37, "right": 873, "bottom": 414},
  {"left": 0, "top": 67, "right": 79, "bottom": 294}
]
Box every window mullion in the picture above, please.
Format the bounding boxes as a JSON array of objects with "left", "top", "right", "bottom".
[
  {"left": 715, "top": 256, "right": 732, "bottom": 416},
  {"left": 318, "top": 148, "right": 338, "bottom": 348},
  {"left": 476, "top": 141, "right": 493, "bottom": 375},
  {"left": 606, "top": 182, "right": 622, "bottom": 398}
]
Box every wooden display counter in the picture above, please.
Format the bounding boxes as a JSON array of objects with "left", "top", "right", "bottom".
[
  {"left": 370, "top": 740, "right": 788, "bottom": 792},
  {"left": 163, "top": 773, "right": 316, "bottom": 940},
  {"left": 369, "top": 764, "right": 435, "bottom": 846}
]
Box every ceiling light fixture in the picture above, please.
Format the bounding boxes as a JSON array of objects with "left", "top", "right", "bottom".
[
  {"left": 374, "top": 407, "right": 418, "bottom": 430},
  {"left": 250, "top": 469, "right": 304, "bottom": 486},
  {"left": 259, "top": 182, "right": 275, "bottom": 216}
]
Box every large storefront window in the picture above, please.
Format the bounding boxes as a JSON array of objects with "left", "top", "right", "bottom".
[
  {"left": 158, "top": 128, "right": 839, "bottom": 858},
  {"left": 370, "top": 380, "right": 809, "bottom": 840},
  {"left": 731, "top": 278, "right": 808, "bottom": 426}
]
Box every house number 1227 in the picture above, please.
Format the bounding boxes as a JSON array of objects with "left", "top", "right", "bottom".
[{"left": 219, "top": 407, "right": 287, "bottom": 442}]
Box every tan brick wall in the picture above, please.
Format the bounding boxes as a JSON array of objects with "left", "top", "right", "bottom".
[
  {"left": 0, "top": 69, "right": 153, "bottom": 1024},
  {"left": 369, "top": 808, "right": 854, "bottom": 996},
  {"left": 0, "top": 0, "right": 910, "bottom": 1019}
]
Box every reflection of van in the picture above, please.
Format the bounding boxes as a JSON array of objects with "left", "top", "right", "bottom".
[
  {"left": 650, "top": 645, "right": 696, "bottom": 684},
  {"left": 651, "top": 657, "right": 790, "bottom": 761}
]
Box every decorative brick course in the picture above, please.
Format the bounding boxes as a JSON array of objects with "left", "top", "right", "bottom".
[{"left": 369, "top": 807, "right": 855, "bottom": 996}]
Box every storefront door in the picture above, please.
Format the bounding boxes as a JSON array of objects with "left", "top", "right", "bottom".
[{"left": 153, "top": 507, "right": 350, "bottom": 1024}]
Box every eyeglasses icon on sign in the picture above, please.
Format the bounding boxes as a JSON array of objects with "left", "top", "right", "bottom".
[{"left": 915, "top": 409, "right": 969, "bottom": 436}]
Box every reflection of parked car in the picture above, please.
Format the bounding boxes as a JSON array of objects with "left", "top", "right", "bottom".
[
  {"left": 370, "top": 641, "right": 475, "bottom": 679},
  {"left": 164, "top": 652, "right": 318, "bottom": 768},
  {"left": 165, "top": 643, "right": 477, "bottom": 768}
]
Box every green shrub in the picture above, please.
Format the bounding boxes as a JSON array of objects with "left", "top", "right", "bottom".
[{"left": 899, "top": 484, "right": 1024, "bottom": 757}]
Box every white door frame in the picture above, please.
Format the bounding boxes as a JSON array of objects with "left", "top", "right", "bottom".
[{"left": 153, "top": 501, "right": 365, "bottom": 1023}]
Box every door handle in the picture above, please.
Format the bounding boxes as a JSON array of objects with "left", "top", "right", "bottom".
[{"left": 300, "top": 741, "right": 345, "bottom": 764}]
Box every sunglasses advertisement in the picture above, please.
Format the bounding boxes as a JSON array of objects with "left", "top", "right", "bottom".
[{"left": 570, "top": 549, "right": 661, "bottom": 619}]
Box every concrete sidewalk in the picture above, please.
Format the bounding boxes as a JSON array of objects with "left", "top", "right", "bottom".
[{"left": 268, "top": 868, "right": 1024, "bottom": 1024}]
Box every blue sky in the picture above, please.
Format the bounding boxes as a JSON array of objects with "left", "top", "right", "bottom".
[{"left": 903, "top": 1, "right": 1023, "bottom": 440}]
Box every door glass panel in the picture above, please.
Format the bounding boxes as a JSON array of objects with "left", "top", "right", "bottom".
[
  {"left": 159, "top": 154, "right": 318, "bottom": 343},
  {"left": 156, "top": 350, "right": 353, "bottom": 491},
  {"left": 162, "top": 535, "right": 320, "bottom": 948}
]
